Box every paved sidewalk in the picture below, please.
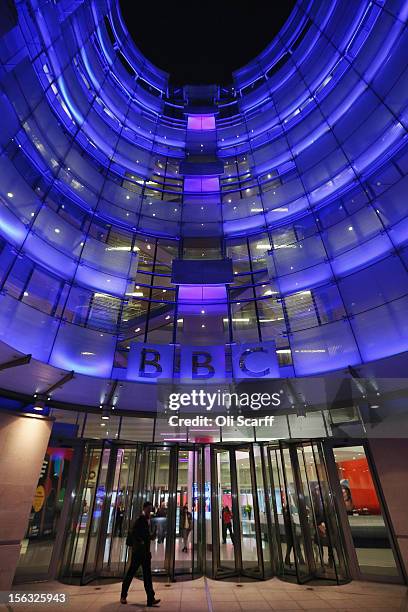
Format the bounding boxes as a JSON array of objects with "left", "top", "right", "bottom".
[{"left": 3, "top": 577, "right": 408, "bottom": 612}]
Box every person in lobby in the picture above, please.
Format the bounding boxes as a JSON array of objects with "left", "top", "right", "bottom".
[
  {"left": 180, "top": 504, "right": 192, "bottom": 552},
  {"left": 282, "top": 501, "right": 305, "bottom": 567},
  {"left": 221, "top": 505, "right": 234, "bottom": 544},
  {"left": 313, "top": 501, "right": 335, "bottom": 569},
  {"left": 120, "top": 501, "right": 160, "bottom": 607},
  {"left": 341, "top": 483, "right": 354, "bottom": 514},
  {"left": 115, "top": 501, "right": 125, "bottom": 537},
  {"left": 155, "top": 501, "right": 167, "bottom": 544}
]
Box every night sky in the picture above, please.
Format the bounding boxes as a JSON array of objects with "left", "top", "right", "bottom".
[{"left": 119, "top": 1, "right": 297, "bottom": 86}]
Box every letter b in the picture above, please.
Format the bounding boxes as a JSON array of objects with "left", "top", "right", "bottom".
[
  {"left": 192, "top": 351, "right": 215, "bottom": 379},
  {"left": 139, "top": 348, "right": 162, "bottom": 378}
]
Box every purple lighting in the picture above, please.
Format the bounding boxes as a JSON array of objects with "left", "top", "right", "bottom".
[
  {"left": 187, "top": 115, "right": 216, "bottom": 130},
  {"left": 0, "top": 0, "right": 406, "bottom": 392},
  {"left": 184, "top": 176, "right": 219, "bottom": 192}
]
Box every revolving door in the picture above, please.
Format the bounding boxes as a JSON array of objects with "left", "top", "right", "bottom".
[
  {"left": 60, "top": 442, "right": 204, "bottom": 583},
  {"left": 58, "top": 439, "right": 403, "bottom": 585},
  {"left": 266, "top": 441, "right": 348, "bottom": 583}
]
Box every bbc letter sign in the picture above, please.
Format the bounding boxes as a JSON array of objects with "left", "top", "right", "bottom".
[{"left": 126, "top": 341, "right": 279, "bottom": 382}]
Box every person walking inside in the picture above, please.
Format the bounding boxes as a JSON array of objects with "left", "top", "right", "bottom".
[
  {"left": 221, "top": 506, "right": 234, "bottom": 544},
  {"left": 120, "top": 501, "right": 160, "bottom": 607},
  {"left": 155, "top": 501, "right": 167, "bottom": 544},
  {"left": 115, "top": 502, "right": 125, "bottom": 537},
  {"left": 282, "top": 502, "right": 305, "bottom": 567},
  {"left": 180, "top": 505, "right": 192, "bottom": 552}
]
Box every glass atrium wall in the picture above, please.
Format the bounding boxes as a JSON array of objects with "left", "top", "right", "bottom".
[{"left": 0, "top": 0, "right": 407, "bottom": 384}]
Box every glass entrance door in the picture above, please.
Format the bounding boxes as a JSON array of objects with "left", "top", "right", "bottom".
[
  {"left": 101, "top": 446, "right": 140, "bottom": 577},
  {"left": 61, "top": 441, "right": 108, "bottom": 584},
  {"left": 211, "top": 445, "right": 265, "bottom": 579},
  {"left": 266, "top": 441, "right": 348, "bottom": 584},
  {"left": 173, "top": 446, "right": 203, "bottom": 577},
  {"left": 60, "top": 439, "right": 403, "bottom": 586},
  {"left": 140, "top": 446, "right": 174, "bottom": 576},
  {"left": 329, "top": 444, "right": 402, "bottom": 582}
]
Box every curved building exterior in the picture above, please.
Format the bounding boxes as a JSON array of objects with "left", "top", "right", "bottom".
[
  {"left": 0, "top": 0, "right": 407, "bottom": 391},
  {"left": 1, "top": 0, "right": 408, "bottom": 597}
]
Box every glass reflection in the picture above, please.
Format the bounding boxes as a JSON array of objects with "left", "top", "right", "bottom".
[{"left": 333, "top": 445, "right": 399, "bottom": 578}]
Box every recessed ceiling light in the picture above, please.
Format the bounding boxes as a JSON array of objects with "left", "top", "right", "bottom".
[
  {"left": 7, "top": 192, "right": 13, "bottom": 198},
  {"left": 54, "top": 228, "right": 60, "bottom": 234}
]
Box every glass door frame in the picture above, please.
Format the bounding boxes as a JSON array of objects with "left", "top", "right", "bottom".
[
  {"left": 98, "top": 442, "right": 142, "bottom": 579},
  {"left": 279, "top": 441, "right": 317, "bottom": 583},
  {"left": 210, "top": 443, "right": 266, "bottom": 580},
  {"left": 58, "top": 438, "right": 406, "bottom": 586},
  {"left": 169, "top": 444, "right": 205, "bottom": 579},
  {"left": 211, "top": 444, "right": 241, "bottom": 578},
  {"left": 59, "top": 439, "right": 106, "bottom": 584},
  {"left": 79, "top": 441, "right": 113, "bottom": 584},
  {"left": 134, "top": 443, "right": 177, "bottom": 578},
  {"left": 266, "top": 440, "right": 350, "bottom": 585},
  {"left": 234, "top": 443, "right": 265, "bottom": 579},
  {"left": 323, "top": 439, "right": 406, "bottom": 584},
  {"left": 44, "top": 437, "right": 85, "bottom": 582}
]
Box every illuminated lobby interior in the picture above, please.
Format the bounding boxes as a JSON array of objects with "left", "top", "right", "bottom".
[{"left": 0, "top": 0, "right": 408, "bottom": 608}]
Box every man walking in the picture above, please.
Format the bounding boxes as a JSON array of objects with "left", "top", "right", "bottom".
[{"left": 120, "top": 501, "right": 160, "bottom": 607}]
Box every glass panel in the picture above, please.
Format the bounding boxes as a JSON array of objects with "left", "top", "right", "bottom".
[
  {"left": 236, "top": 449, "right": 260, "bottom": 573},
  {"left": 204, "top": 446, "right": 212, "bottom": 576},
  {"left": 144, "top": 449, "right": 171, "bottom": 574},
  {"left": 267, "top": 448, "right": 285, "bottom": 574},
  {"left": 174, "top": 449, "right": 198, "bottom": 575},
  {"left": 83, "top": 447, "right": 110, "bottom": 580},
  {"left": 333, "top": 445, "right": 400, "bottom": 578},
  {"left": 119, "top": 418, "right": 154, "bottom": 442},
  {"left": 297, "top": 444, "right": 347, "bottom": 580},
  {"left": 15, "top": 446, "right": 74, "bottom": 581},
  {"left": 83, "top": 414, "right": 120, "bottom": 440},
  {"left": 216, "top": 450, "right": 236, "bottom": 572},
  {"left": 279, "top": 447, "right": 309, "bottom": 579},
  {"left": 61, "top": 445, "right": 103, "bottom": 578},
  {"left": 253, "top": 445, "right": 270, "bottom": 567},
  {"left": 102, "top": 448, "right": 139, "bottom": 576}
]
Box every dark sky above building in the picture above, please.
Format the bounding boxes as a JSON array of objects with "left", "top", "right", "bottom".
[{"left": 119, "top": 1, "right": 297, "bottom": 86}]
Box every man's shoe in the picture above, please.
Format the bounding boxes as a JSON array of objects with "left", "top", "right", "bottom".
[
  {"left": 120, "top": 597, "right": 127, "bottom": 604},
  {"left": 147, "top": 598, "right": 161, "bottom": 607}
]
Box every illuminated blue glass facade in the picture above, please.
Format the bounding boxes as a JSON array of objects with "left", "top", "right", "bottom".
[{"left": 0, "top": 0, "right": 407, "bottom": 391}]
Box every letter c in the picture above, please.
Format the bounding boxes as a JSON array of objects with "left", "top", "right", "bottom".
[{"left": 239, "top": 347, "right": 270, "bottom": 377}]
